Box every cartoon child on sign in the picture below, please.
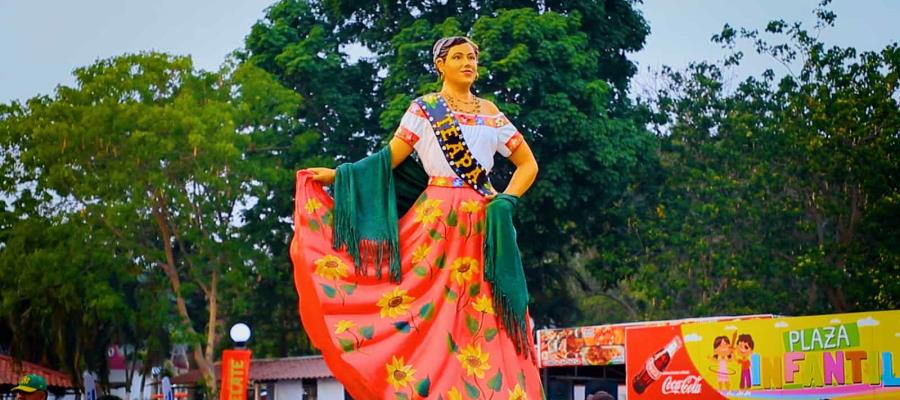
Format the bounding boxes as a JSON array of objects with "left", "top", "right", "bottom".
[
  {"left": 734, "top": 334, "right": 755, "bottom": 390},
  {"left": 707, "top": 336, "right": 734, "bottom": 391}
]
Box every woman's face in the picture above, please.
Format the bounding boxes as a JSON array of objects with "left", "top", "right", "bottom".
[{"left": 436, "top": 42, "right": 478, "bottom": 85}]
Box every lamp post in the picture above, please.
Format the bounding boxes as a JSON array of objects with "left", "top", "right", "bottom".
[{"left": 220, "top": 323, "right": 253, "bottom": 400}]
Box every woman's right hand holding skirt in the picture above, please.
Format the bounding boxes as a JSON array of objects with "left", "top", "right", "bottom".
[{"left": 307, "top": 167, "right": 336, "bottom": 185}]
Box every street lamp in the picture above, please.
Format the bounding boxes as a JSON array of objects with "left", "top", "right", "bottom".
[{"left": 230, "top": 323, "right": 252, "bottom": 348}]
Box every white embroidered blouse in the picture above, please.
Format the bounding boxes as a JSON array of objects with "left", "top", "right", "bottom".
[{"left": 393, "top": 102, "right": 525, "bottom": 177}]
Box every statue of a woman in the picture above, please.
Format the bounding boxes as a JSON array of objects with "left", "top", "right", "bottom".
[{"left": 292, "top": 36, "right": 542, "bottom": 399}]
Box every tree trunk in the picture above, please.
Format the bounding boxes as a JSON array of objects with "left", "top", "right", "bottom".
[
  {"left": 205, "top": 270, "right": 219, "bottom": 364},
  {"left": 139, "top": 370, "right": 147, "bottom": 400},
  {"left": 124, "top": 344, "right": 136, "bottom": 400},
  {"left": 202, "top": 270, "right": 220, "bottom": 396},
  {"left": 151, "top": 195, "right": 218, "bottom": 396},
  {"left": 193, "top": 347, "right": 217, "bottom": 397}
]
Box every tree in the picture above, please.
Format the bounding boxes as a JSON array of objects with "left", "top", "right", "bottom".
[
  {"left": 0, "top": 209, "right": 175, "bottom": 399},
  {"left": 0, "top": 52, "right": 302, "bottom": 393},
  {"left": 236, "top": 0, "right": 369, "bottom": 355},
  {"left": 0, "top": 215, "right": 124, "bottom": 387},
  {"left": 634, "top": 0, "right": 899, "bottom": 317},
  {"left": 318, "top": 0, "right": 648, "bottom": 95}
]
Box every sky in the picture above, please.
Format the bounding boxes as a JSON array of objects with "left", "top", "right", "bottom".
[
  {"left": 628, "top": 0, "right": 900, "bottom": 98},
  {"left": 1, "top": 0, "right": 898, "bottom": 104}
]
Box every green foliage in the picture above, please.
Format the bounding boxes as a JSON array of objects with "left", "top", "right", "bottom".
[
  {"left": 0, "top": 52, "right": 301, "bottom": 392},
  {"left": 0, "top": 216, "right": 128, "bottom": 384},
  {"left": 467, "top": 9, "right": 658, "bottom": 323},
  {"left": 633, "top": 1, "right": 899, "bottom": 317}
]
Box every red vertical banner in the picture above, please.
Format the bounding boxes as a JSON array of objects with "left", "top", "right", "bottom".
[{"left": 220, "top": 349, "right": 252, "bottom": 400}]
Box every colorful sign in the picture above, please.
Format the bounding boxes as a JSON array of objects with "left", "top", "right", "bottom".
[
  {"left": 219, "top": 349, "right": 252, "bottom": 400},
  {"left": 538, "top": 325, "right": 626, "bottom": 367},
  {"left": 625, "top": 310, "right": 900, "bottom": 399}
]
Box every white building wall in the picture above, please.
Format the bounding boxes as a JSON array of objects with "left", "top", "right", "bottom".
[
  {"left": 107, "top": 370, "right": 154, "bottom": 399},
  {"left": 59, "top": 371, "right": 153, "bottom": 400},
  {"left": 316, "top": 378, "right": 344, "bottom": 400},
  {"left": 276, "top": 380, "right": 306, "bottom": 400}
]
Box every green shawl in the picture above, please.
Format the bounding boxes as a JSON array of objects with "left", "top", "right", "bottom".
[
  {"left": 483, "top": 193, "right": 530, "bottom": 356},
  {"left": 331, "top": 147, "right": 530, "bottom": 356},
  {"left": 331, "top": 146, "right": 402, "bottom": 281}
]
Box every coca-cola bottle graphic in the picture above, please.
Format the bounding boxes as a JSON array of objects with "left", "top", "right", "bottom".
[{"left": 632, "top": 336, "right": 683, "bottom": 394}]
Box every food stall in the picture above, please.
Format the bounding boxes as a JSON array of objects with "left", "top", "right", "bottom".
[{"left": 538, "top": 323, "right": 628, "bottom": 398}]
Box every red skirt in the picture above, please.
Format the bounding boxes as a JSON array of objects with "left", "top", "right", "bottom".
[{"left": 290, "top": 171, "right": 543, "bottom": 399}]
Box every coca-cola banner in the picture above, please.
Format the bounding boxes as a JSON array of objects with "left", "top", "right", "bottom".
[
  {"left": 626, "top": 310, "right": 900, "bottom": 399},
  {"left": 538, "top": 325, "right": 626, "bottom": 367},
  {"left": 626, "top": 323, "right": 710, "bottom": 398}
]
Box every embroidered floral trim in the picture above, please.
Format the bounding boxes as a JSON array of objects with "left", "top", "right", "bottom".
[
  {"left": 394, "top": 125, "right": 419, "bottom": 146},
  {"left": 407, "top": 103, "right": 511, "bottom": 127},
  {"left": 506, "top": 131, "right": 524, "bottom": 154}
]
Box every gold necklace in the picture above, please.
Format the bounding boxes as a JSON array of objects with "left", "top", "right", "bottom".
[{"left": 442, "top": 92, "right": 482, "bottom": 114}]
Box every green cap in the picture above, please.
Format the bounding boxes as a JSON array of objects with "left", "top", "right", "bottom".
[{"left": 11, "top": 374, "right": 48, "bottom": 393}]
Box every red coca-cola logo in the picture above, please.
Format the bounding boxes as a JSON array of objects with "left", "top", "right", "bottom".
[{"left": 660, "top": 375, "right": 703, "bottom": 395}]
